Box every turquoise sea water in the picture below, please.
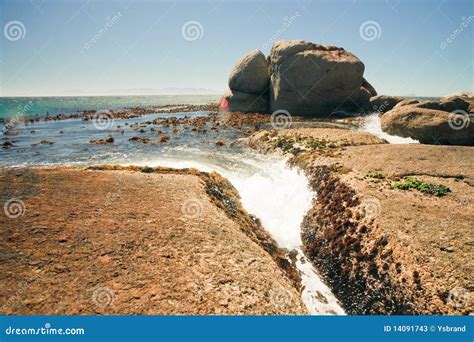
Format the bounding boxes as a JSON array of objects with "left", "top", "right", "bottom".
[{"left": 0, "top": 95, "right": 221, "bottom": 119}]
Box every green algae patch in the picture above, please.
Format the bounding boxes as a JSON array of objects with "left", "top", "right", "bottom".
[
  {"left": 366, "top": 171, "right": 385, "bottom": 179},
  {"left": 391, "top": 177, "right": 451, "bottom": 196}
]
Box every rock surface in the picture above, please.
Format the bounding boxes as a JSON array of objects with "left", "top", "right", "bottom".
[
  {"left": 228, "top": 49, "right": 270, "bottom": 95},
  {"left": 381, "top": 106, "right": 474, "bottom": 146},
  {"left": 0, "top": 167, "right": 306, "bottom": 315},
  {"left": 393, "top": 99, "right": 420, "bottom": 109},
  {"left": 269, "top": 41, "right": 366, "bottom": 116},
  {"left": 222, "top": 89, "right": 268, "bottom": 113},
  {"left": 223, "top": 40, "right": 376, "bottom": 116},
  {"left": 369, "top": 95, "right": 404, "bottom": 113},
  {"left": 247, "top": 127, "right": 474, "bottom": 315},
  {"left": 415, "top": 97, "right": 469, "bottom": 113}
]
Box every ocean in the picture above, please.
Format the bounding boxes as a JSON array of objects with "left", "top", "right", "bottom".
[{"left": 0, "top": 95, "right": 221, "bottom": 119}]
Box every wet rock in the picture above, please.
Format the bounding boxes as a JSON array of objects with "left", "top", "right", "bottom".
[
  {"left": 2, "top": 141, "right": 14, "bottom": 149},
  {"left": 158, "top": 134, "right": 169, "bottom": 143},
  {"left": 90, "top": 136, "right": 114, "bottom": 145},
  {"left": 31, "top": 140, "right": 55, "bottom": 146},
  {"left": 4, "top": 130, "right": 19, "bottom": 136},
  {"left": 128, "top": 136, "right": 151, "bottom": 144}
]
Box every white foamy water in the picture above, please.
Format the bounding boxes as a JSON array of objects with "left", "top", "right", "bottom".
[
  {"left": 136, "top": 151, "right": 345, "bottom": 315},
  {"left": 2, "top": 110, "right": 345, "bottom": 314},
  {"left": 360, "top": 114, "right": 419, "bottom": 144}
]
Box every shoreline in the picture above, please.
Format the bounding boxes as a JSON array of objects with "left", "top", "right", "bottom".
[{"left": 1, "top": 104, "right": 472, "bottom": 315}]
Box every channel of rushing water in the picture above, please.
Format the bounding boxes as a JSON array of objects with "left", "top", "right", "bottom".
[{"left": 2, "top": 110, "right": 411, "bottom": 314}]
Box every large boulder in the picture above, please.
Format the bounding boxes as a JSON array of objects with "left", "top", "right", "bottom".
[
  {"left": 268, "top": 40, "right": 368, "bottom": 116},
  {"left": 221, "top": 89, "right": 268, "bottom": 113},
  {"left": 369, "top": 95, "right": 404, "bottom": 113},
  {"left": 381, "top": 106, "right": 474, "bottom": 146},
  {"left": 228, "top": 49, "right": 270, "bottom": 95}
]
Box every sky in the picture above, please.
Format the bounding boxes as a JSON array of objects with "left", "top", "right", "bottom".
[{"left": 0, "top": 0, "right": 472, "bottom": 97}]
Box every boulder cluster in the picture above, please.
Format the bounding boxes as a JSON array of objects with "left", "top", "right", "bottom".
[
  {"left": 221, "top": 40, "right": 376, "bottom": 116},
  {"left": 221, "top": 40, "right": 473, "bottom": 146}
]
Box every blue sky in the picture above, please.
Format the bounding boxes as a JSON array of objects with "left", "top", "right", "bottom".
[{"left": 0, "top": 0, "right": 472, "bottom": 97}]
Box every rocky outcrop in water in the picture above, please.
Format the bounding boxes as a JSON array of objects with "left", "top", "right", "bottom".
[{"left": 222, "top": 40, "right": 376, "bottom": 117}]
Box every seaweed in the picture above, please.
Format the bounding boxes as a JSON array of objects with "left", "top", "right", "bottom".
[
  {"left": 366, "top": 171, "right": 385, "bottom": 179},
  {"left": 391, "top": 177, "right": 450, "bottom": 196}
]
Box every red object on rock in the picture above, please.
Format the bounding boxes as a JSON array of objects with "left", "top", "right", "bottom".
[{"left": 220, "top": 98, "right": 229, "bottom": 110}]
